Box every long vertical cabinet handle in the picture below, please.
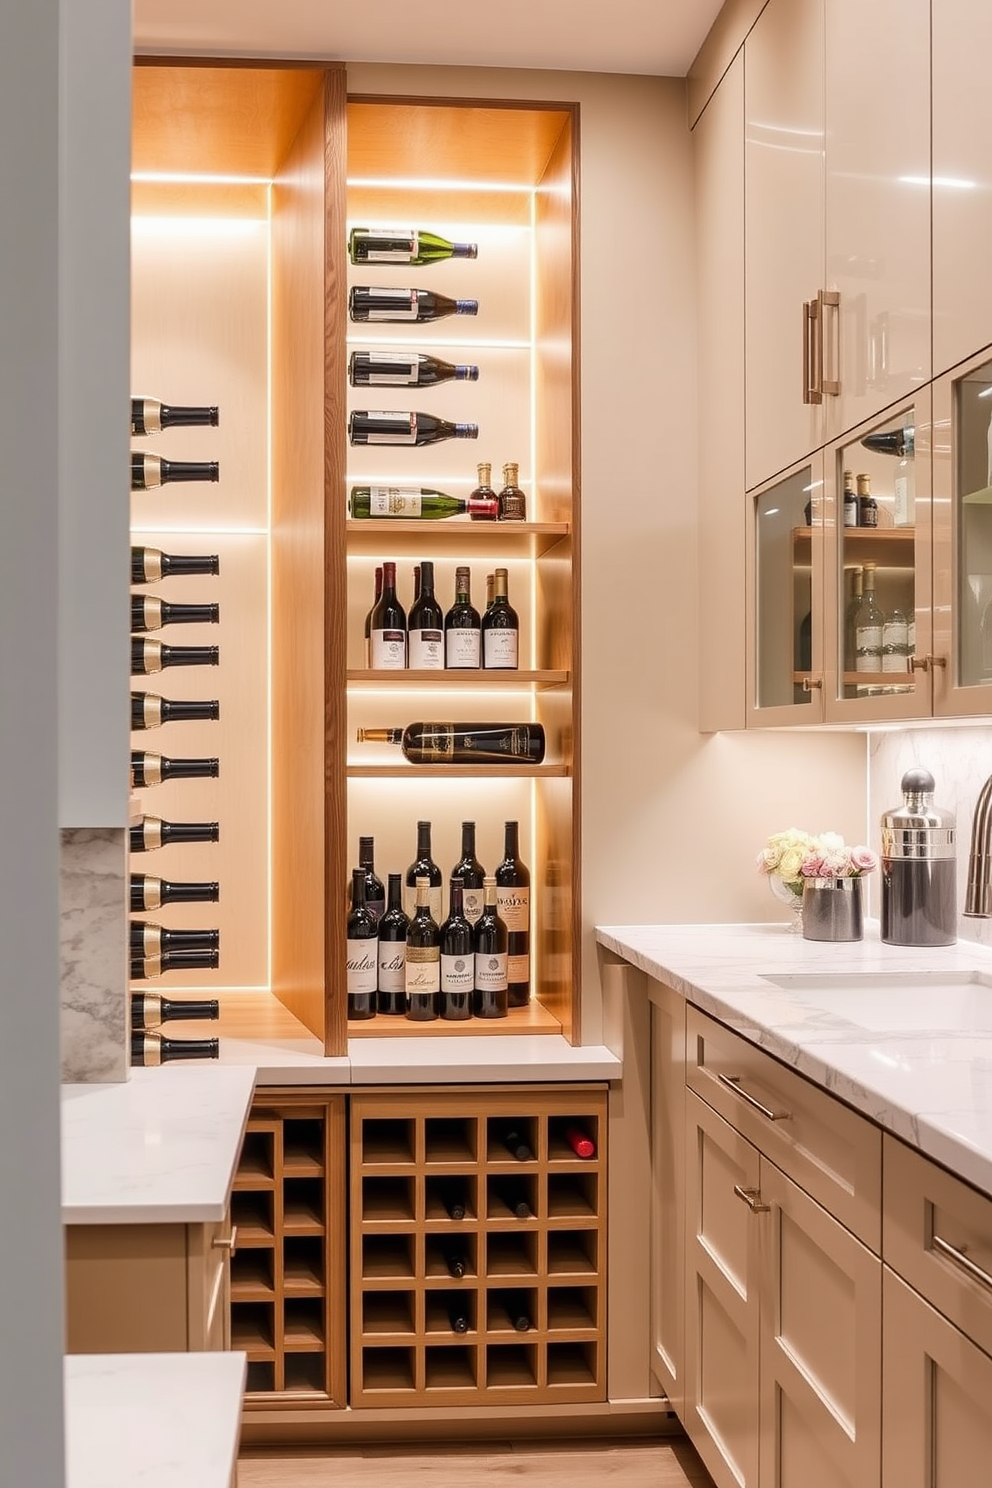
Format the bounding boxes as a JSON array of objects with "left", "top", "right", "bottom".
[
  {"left": 819, "top": 289, "right": 840, "bottom": 396},
  {"left": 803, "top": 297, "right": 823, "bottom": 405}
]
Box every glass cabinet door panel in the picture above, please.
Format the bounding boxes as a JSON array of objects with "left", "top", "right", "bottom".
[
  {"left": 954, "top": 357, "right": 992, "bottom": 689},
  {"left": 749, "top": 464, "right": 822, "bottom": 721}
]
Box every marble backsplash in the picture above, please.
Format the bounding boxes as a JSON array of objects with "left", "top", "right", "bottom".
[{"left": 60, "top": 827, "right": 128, "bottom": 1082}]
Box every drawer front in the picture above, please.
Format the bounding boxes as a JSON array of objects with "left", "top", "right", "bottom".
[
  {"left": 686, "top": 1007, "right": 881, "bottom": 1249},
  {"left": 883, "top": 1133, "right": 992, "bottom": 1357}
]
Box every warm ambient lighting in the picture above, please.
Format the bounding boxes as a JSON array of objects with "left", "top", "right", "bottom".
[
  {"left": 130, "top": 526, "right": 269, "bottom": 537},
  {"left": 899, "top": 175, "right": 977, "bottom": 190},
  {"left": 347, "top": 176, "right": 536, "bottom": 194},
  {"left": 131, "top": 217, "right": 265, "bottom": 236},
  {"left": 978, "top": 386, "right": 992, "bottom": 399},
  {"left": 345, "top": 337, "right": 532, "bottom": 351},
  {"left": 132, "top": 171, "right": 272, "bottom": 186}
]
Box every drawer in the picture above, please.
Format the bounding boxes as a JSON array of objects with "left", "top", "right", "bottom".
[
  {"left": 883, "top": 1133, "right": 992, "bottom": 1358},
  {"left": 686, "top": 1007, "right": 881, "bottom": 1249},
  {"left": 187, "top": 1216, "right": 233, "bottom": 1351}
]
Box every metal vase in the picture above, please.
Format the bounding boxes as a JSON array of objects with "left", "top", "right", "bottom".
[{"left": 801, "top": 876, "right": 864, "bottom": 942}]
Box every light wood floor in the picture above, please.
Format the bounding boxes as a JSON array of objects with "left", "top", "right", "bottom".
[{"left": 238, "top": 1436, "right": 715, "bottom": 1487}]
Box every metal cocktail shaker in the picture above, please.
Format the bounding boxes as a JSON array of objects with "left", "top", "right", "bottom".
[{"left": 880, "top": 768, "right": 957, "bottom": 946}]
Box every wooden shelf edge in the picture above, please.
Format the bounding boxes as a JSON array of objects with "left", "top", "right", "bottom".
[
  {"left": 346, "top": 764, "right": 571, "bottom": 778},
  {"left": 347, "top": 669, "right": 569, "bottom": 690}
]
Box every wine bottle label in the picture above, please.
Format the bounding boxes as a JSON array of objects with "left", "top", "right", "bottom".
[
  {"left": 405, "top": 946, "right": 440, "bottom": 994},
  {"left": 377, "top": 946, "right": 406, "bottom": 994},
  {"left": 445, "top": 629, "right": 481, "bottom": 668},
  {"left": 844, "top": 503, "right": 858, "bottom": 527},
  {"left": 346, "top": 939, "right": 378, "bottom": 995},
  {"left": 364, "top": 233, "right": 418, "bottom": 262},
  {"left": 882, "top": 620, "right": 909, "bottom": 648},
  {"left": 461, "top": 888, "right": 485, "bottom": 924},
  {"left": 856, "top": 652, "right": 881, "bottom": 673},
  {"left": 484, "top": 630, "right": 519, "bottom": 668},
  {"left": 409, "top": 629, "right": 444, "bottom": 669},
  {"left": 882, "top": 651, "right": 910, "bottom": 673},
  {"left": 365, "top": 352, "right": 420, "bottom": 380},
  {"left": 367, "top": 289, "right": 419, "bottom": 321},
  {"left": 496, "top": 887, "right": 530, "bottom": 933},
  {"left": 403, "top": 885, "right": 444, "bottom": 922},
  {"left": 369, "top": 486, "right": 422, "bottom": 517},
  {"left": 440, "top": 953, "right": 473, "bottom": 994},
  {"left": 474, "top": 950, "right": 508, "bottom": 992},
  {"left": 507, "top": 952, "right": 529, "bottom": 983},
  {"left": 856, "top": 624, "right": 883, "bottom": 649},
  {"left": 371, "top": 629, "right": 407, "bottom": 668},
  {"left": 364, "top": 412, "right": 418, "bottom": 445}
]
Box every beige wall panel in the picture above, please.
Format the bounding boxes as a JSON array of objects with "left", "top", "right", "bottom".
[{"left": 687, "top": 0, "right": 769, "bottom": 127}]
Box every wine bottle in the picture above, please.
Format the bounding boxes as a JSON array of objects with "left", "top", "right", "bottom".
[
  {"left": 131, "top": 546, "right": 220, "bottom": 583},
  {"left": 403, "top": 821, "right": 443, "bottom": 922},
  {"left": 881, "top": 606, "right": 911, "bottom": 675},
  {"left": 129, "top": 816, "right": 220, "bottom": 852},
  {"left": 358, "top": 722, "right": 546, "bottom": 767},
  {"left": 348, "top": 485, "right": 497, "bottom": 521},
  {"left": 473, "top": 876, "right": 508, "bottom": 1019},
  {"left": 131, "top": 596, "right": 220, "bottom": 633},
  {"left": 446, "top": 1297, "right": 471, "bottom": 1334},
  {"left": 348, "top": 228, "right": 478, "bottom": 265},
  {"left": 357, "top": 836, "right": 386, "bottom": 922},
  {"left": 131, "top": 638, "right": 220, "bottom": 675},
  {"left": 485, "top": 574, "right": 495, "bottom": 612},
  {"left": 349, "top": 286, "right": 479, "bottom": 323},
  {"left": 412, "top": 565, "right": 421, "bottom": 603},
  {"left": 499, "top": 1126, "right": 534, "bottom": 1162},
  {"left": 131, "top": 398, "right": 219, "bottom": 436},
  {"left": 503, "top": 1293, "right": 532, "bottom": 1333},
  {"left": 130, "top": 949, "right": 220, "bottom": 981},
  {"left": 348, "top": 351, "right": 479, "bottom": 387},
  {"left": 407, "top": 559, "right": 445, "bottom": 670},
  {"left": 131, "top": 452, "right": 220, "bottom": 490},
  {"left": 439, "top": 880, "right": 474, "bottom": 1022},
  {"left": 349, "top": 411, "right": 479, "bottom": 448},
  {"left": 369, "top": 560, "right": 407, "bottom": 670},
  {"left": 844, "top": 567, "right": 864, "bottom": 673},
  {"left": 857, "top": 473, "right": 878, "bottom": 529},
  {"left": 405, "top": 875, "right": 440, "bottom": 1021},
  {"left": 444, "top": 567, "right": 481, "bottom": 669},
  {"left": 493, "top": 1182, "right": 533, "bottom": 1220},
  {"left": 450, "top": 821, "right": 486, "bottom": 926},
  {"left": 482, "top": 568, "right": 519, "bottom": 670},
  {"left": 347, "top": 869, "right": 378, "bottom": 1022},
  {"left": 130, "top": 751, "right": 219, "bottom": 788},
  {"left": 442, "top": 1242, "right": 467, "bottom": 1280},
  {"left": 131, "top": 992, "right": 220, "bottom": 1030},
  {"left": 439, "top": 1181, "right": 468, "bottom": 1221},
  {"left": 130, "top": 874, "right": 220, "bottom": 912},
  {"left": 363, "top": 566, "right": 383, "bottom": 667},
  {"left": 564, "top": 1125, "right": 596, "bottom": 1159},
  {"left": 855, "top": 560, "right": 884, "bottom": 674},
  {"left": 131, "top": 692, "right": 220, "bottom": 730},
  {"left": 496, "top": 821, "right": 531, "bottom": 1008},
  {"left": 861, "top": 426, "right": 915, "bottom": 458},
  {"left": 842, "top": 470, "right": 859, "bottom": 528},
  {"left": 130, "top": 922, "right": 220, "bottom": 957},
  {"left": 377, "top": 874, "right": 409, "bottom": 1016},
  {"left": 498, "top": 462, "right": 527, "bottom": 521},
  {"left": 131, "top": 1030, "right": 220, "bottom": 1065}
]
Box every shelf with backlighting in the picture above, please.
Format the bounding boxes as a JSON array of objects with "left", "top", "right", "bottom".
[
  {"left": 346, "top": 764, "right": 571, "bottom": 779},
  {"left": 346, "top": 670, "right": 569, "bottom": 691},
  {"left": 346, "top": 520, "right": 570, "bottom": 558}
]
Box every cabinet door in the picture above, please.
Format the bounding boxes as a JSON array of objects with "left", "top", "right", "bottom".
[
  {"left": 882, "top": 1267, "right": 992, "bottom": 1488},
  {"left": 744, "top": 0, "right": 824, "bottom": 490},
  {"left": 649, "top": 980, "right": 685, "bottom": 1417},
  {"left": 758, "top": 1160, "right": 881, "bottom": 1488},
  {"left": 684, "top": 1090, "right": 760, "bottom": 1488}
]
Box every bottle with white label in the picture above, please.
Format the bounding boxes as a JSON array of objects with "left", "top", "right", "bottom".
[
  {"left": 404, "top": 821, "right": 444, "bottom": 923},
  {"left": 473, "top": 877, "right": 508, "bottom": 1019},
  {"left": 440, "top": 881, "right": 474, "bottom": 1021},
  {"left": 408, "top": 560, "right": 444, "bottom": 670},
  {"left": 855, "top": 560, "right": 884, "bottom": 675},
  {"left": 370, "top": 560, "right": 407, "bottom": 670},
  {"left": 451, "top": 821, "right": 486, "bottom": 926},
  {"left": 377, "top": 874, "right": 409, "bottom": 1016},
  {"left": 496, "top": 820, "right": 531, "bottom": 1007},
  {"left": 444, "top": 566, "right": 481, "bottom": 669},
  {"left": 349, "top": 486, "right": 498, "bottom": 521},
  {"left": 405, "top": 876, "right": 440, "bottom": 1021},
  {"left": 349, "top": 411, "right": 479, "bottom": 448},
  {"left": 346, "top": 869, "right": 378, "bottom": 1021},
  {"left": 348, "top": 351, "right": 479, "bottom": 388},
  {"left": 482, "top": 567, "right": 519, "bottom": 669},
  {"left": 349, "top": 286, "right": 479, "bottom": 323},
  {"left": 348, "top": 229, "right": 478, "bottom": 266},
  {"left": 881, "top": 607, "right": 911, "bottom": 678}
]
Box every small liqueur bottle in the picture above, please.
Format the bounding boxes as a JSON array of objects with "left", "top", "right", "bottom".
[
  {"left": 857, "top": 473, "right": 878, "bottom": 529},
  {"left": 405, "top": 875, "right": 440, "bottom": 1021},
  {"left": 131, "top": 992, "right": 219, "bottom": 1030},
  {"left": 473, "top": 876, "right": 509, "bottom": 1019},
  {"left": 481, "top": 568, "right": 519, "bottom": 670},
  {"left": 854, "top": 560, "right": 884, "bottom": 677},
  {"left": 439, "top": 880, "right": 474, "bottom": 1021},
  {"left": 498, "top": 462, "right": 527, "bottom": 521},
  {"left": 469, "top": 462, "right": 498, "bottom": 522},
  {"left": 346, "top": 869, "right": 378, "bottom": 1021},
  {"left": 842, "top": 469, "right": 859, "bottom": 528},
  {"left": 377, "top": 874, "right": 409, "bottom": 1016},
  {"left": 131, "top": 1030, "right": 220, "bottom": 1065}
]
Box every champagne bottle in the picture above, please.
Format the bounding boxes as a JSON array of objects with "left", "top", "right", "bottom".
[
  {"left": 349, "top": 485, "right": 497, "bottom": 521},
  {"left": 348, "top": 228, "right": 479, "bottom": 265},
  {"left": 130, "top": 949, "right": 220, "bottom": 982},
  {"left": 444, "top": 567, "right": 481, "bottom": 669},
  {"left": 377, "top": 873, "right": 409, "bottom": 1016},
  {"left": 131, "top": 638, "right": 219, "bottom": 675},
  {"left": 349, "top": 286, "right": 478, "bottom": 323},
  {"left": 131, "top": 452, "right": 219, "bottom": 490},
  {"left": 403, "top": 821, "right": 443, "bottom": 922},
  {"left": 446, "top": 1297, "right": 471, "bottom": 1334},
  {"left": 857, "top": 473, "right": 878, "bottom": 529},
  {"left": 407, "top": 559, "right": 445, "bottom": 670},
  {"left": 451, "top": 821, "right": 486, "bottom": 926},
  {"left": 473, "top": 876, "right": 508, "bottom": 1019},
  {"left": 131, "top": 751, "right": 219, "bottom": 787},
  {"left": 855, "top": 560, "right": 884, "bottom": 674},
  {"left": 498, "top": 462, "right": 527, "bottom": 521},
  {"left": 131, "top": 596, "right": 220, "bottom": 632},
  {"left": 363, "top": 566, "right": 383, "bottom": 666},
  {"left": 439, "top": 880, "right": 474, "bottom": 1022},
  {"left": 348, "top": 351, "right": 479, "bottom": 387},
  {"left": 405, "top": 875, "right": 440, "bottom": 1022},
  {"left": 131, "top": 546, "right": 220, "bottom": 583},
  {"left": 130, "top": 874, "right": 220, "bottom": 912},
  {"left": 861, "top": 426, "right": 915, "bottom": 458},
  {"left": 347, "top": 869, "right": 378, "bottom": 1022},
  {"left": 131, "top": 398, "right": 219, "bottom": 436},
  {"left": 349, "top": 411, "right": 479, "bottom": 447},
  {"left": 369, "top": 560, "right": 407, "bottom": 670},
  {"left": 129, "top": 816, "right": 219, "bottom": 852},
  {"left": 358, "top": 723, "right": 546, "bottom": 767},
  {"left": 131, "top": 1030, "right": 220, "bottom": 1065},
  {"left": 357, "top": 836, "right": 386, "bottom": 921},
  {"left": 496, "top": 821, "right": 531, "bottom": 1007},
  {"left": 131, "top": 992, "right": 220, "bottom": 1030},
  {"left": 131, "top": 692, "right": 220, "bottom": 730},
  {"left": 130, "top": 921, "right": 220, "bottom": 957},
  {"left": 842, "top": 470, "right": 859, "bottom": 528},
  {"left": 481, "top": 568, "right": 519, "bottom": 670}
]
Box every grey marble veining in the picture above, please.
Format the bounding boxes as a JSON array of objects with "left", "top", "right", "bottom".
[{"left": 60, "top": 827, "right": 127, "bottom": 1083}]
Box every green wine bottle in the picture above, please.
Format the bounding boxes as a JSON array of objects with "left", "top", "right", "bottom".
[
  {"left": 348, "top": 486, "right": 497, "bottom": 521},
  {"left": 348, "top": 228, "right": 478, "bottom": 266}
]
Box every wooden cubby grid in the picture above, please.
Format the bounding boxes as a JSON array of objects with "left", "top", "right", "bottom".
[
  {"left": 230, "top": 1093, "right": 347, "bottom": 1407},
  {"left": 349, "top": 1086, "right": 607, "bottom": 1408}
]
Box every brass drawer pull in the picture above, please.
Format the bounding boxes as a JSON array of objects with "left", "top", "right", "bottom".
[
  {"left": 717, "top": 1072, "right": 791, "bottom": 1122},
  {"left": 932, "top": 1232, "right": 992, "bottom": 1294},
  {"left": 733, "top": 1184, "right": 770, "bottom": 1214},
  {"left": 212, "top": 1225, "right": 238, "bottom": 1255},
  {"left": 802, "top": 676, "right": 822, "bottom": 692}
]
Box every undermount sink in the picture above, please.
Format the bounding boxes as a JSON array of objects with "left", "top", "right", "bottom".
[{"left": 758, "top": 969, "right": 992, "bottom": 1034}]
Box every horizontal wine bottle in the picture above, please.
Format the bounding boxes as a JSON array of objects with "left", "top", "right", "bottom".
[
  {"left": 129, "top": 816, "right": 220, "bottom": 853},
  {"left": 131, "top": 638, "right": 220, "bottom": 675},
  {"left": 131, "top": 692, "right": 220, "bottom": 730},
  {"left": 446, "top": 1297, "right": 471, "bottom": 1334},
  {"left": 349, "top": 286, "right": 478, "bottom": 323},
  {"left": 348, "top": 485, "right": 498, "bottom": 521},
  {"left": 564, "top": 1125, "right": 596, "bottom": 1159},
  {"left": 130, "top": 921, "right": 220, "bottom": 957},
  {"left": 132, "top": 546, "right": 220, "bottom": 583},
  {"left": 130, "top": 949, "right": 220, "bottom": 983},
  {"left": 131, "top": 398, "right": 219, "bottom": 436},
  {"left": 349, "top": 411, "right": 479, "bottom": 447},
  {"left": 131, "top": 992, "right": 220, "bottom": 1030},
  {"left": 861, "top": 426, "right": 915, "bottom": 458},
  {"left": 499, "top": 1126, "right": 534, "bottom": 1162},
  {"left": 130, "top": 874, "right": 220, "bottom": 912},
  {"left": 503, "top": 1293, "right": 532, "bottom": 1333},
  {"left": 131, "top": 1029, "right": 220, "bottom": 1065},
  {"left": 131, "top": 596, "right": 220, "bottom": 633},
  {"left": 131, "top": 452, "right": 220, "bottom": 490},
  {"left": 349, "top": 351, "right": 479, "bottom": 388},
  {"left": 357, "top": 722, "right": 546, "bottom": 766},
  {"left": 131, "top": 751, "right": 219, "bottom": 788},
  {"left": 348, "top": 228, "right": 478, "bottom": 265}
]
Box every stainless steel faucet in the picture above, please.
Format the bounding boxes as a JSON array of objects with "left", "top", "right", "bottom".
[{"left": 965, "top": 774, "right": 992, "bottom": 916}]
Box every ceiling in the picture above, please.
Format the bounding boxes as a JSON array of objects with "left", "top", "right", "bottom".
[{"left": 132, "top": 0, "right": 725, "bottom": 79}]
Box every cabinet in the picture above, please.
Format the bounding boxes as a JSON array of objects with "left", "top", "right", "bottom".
[{"left": 648, "top": 979, "right": 685, "bottom": 1413}]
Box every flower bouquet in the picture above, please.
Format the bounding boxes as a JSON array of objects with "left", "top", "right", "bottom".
[{"left": 757, "top": 829, "right": 878, "bottom": 935}]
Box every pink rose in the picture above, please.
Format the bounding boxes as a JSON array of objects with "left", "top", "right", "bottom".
[
  {"left": 850, "top": 845, "right": 877, "bottom": 874},
  {"left": 801, "top": 855, "right": 828, "bottom": 877}
]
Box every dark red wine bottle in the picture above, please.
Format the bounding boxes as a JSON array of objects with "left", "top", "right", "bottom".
[
  {"left": 376, "top": 874, "right": 409, "bottom": 1016},
  {"left": 131, "top": 596, "right": 220, "bottom": 632},
  {"left": 347, "top": 869, "right": 378, "bottom": 1022},
  {"left": 348, "top": 351, "right": 479, "bottom": 387},
  {"left": 473, "top": 876, "right": 508, "bottom": 1020},
  {"left": 130, "top": 751, "right": 219, "bottom": 788},
  {"left": 499, "top": 1126, "right": 534, "bottom": 1162},
  {"left": 349, "top": 411, "right": 479, "bottom": 447},
  {"left": 349, "top": 286, "right": 478, "bottom": 323},
  {"left": 131, "top": 1029, "right": 220, "bottom": 1064},
  {"left": 131, "top": 546, "right": 220, "bottom": 583},
  {"left": 131, "top": 398, "right": 219, "bottom": 435},
  {"left": 496, "top": 821, "right": 531, "bottom": 1008},
  {"left": 439, "top": 880, "right": 474, "bottom": 1022},
  {"left": 131, "top": 452, "right": 219, "bottom": 490},
  {"left": 131, "top": 638, "right": 219, "bottom": 675},
  {"left": 131, "top": 992, "right": 219, "bottom": 1029},
  {"left": 131, "top": 692, "right": 220, "bottom": 730},
  {"left": 129, "top": 816, "right": 220, "bottom": 853},
  {"left": 130, "top": 874, "right": 220, "bottom": 912},
  {"left": 130, "top": 949, "right": 220, "bottom": 982},
  {"left": 130, "top": 921, "right": 220, "bottom": 957}
]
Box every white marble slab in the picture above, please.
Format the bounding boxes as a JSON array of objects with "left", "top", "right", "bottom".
[
  {"left": 62, "top": 1065, "right": 255, "bottom": 1223},
  {"left": 60, "top": 826, "right": 128, "bottom": 1083},
  {"left": 218, "top": 1035, "right": 351, "bottom": 1085},
  {"left": 597, "top": 921, "right": 992, "bottom": 1199},
  {"left": 347, "top": 1034, "right": 621, "bottom": 1084},
  {"left": 65, "top": 1352, "right": 245, "bottom": 1488}
]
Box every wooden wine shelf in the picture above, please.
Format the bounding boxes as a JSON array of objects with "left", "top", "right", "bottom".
[
  {"left": 346, "top": 520, "right": 570, "bottom": 558},
  {"left": 347, "top": 669, "right": 569, "bottom": 691},
  {"left": 792, "top": 525, "right": 915, "bottom": 568},
  {"left": 347, "top": 764, "right": 571, "bottom": 779},
  {"left": 348, "top": 1000, "right": 562, "bottom": 1038},
  {"left": 791, "top": 671, "right": 917, "bottom": 689}
]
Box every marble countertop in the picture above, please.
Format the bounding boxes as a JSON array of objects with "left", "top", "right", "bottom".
[
  {"left": 597, "top": 921, "right": 992, "bottom": 1198},
  {"left": 65, "top": 1352, "right": 245, "bottom": 1488}
]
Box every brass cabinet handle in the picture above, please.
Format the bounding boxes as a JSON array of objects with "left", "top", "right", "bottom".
[
  {"left": 819, "top": 289, "right": 840, "bottom": 396},
  {"left": 717, "top": 1071, "right": 791, "bottom": 1122},
  {"left": 928, "top": 655, "right": 947, "bottom": 669},
  {"left": 804, "top": 297, "right": 823, "bottom": 405},
  {"left": 801, "top": 676, "right": 823, "bottom": 692},
  {"left": 803, "top": 300, "right": 813, "bottom": 404},
  {"left": 909, "top": 655, "right": 930, "bottom": 673},
  {"left": 733, "top": 1184, "right": 771, "bottom": 1214},
  {"left": 932, "top": 1232, "right": 992, "bottom": 1294},
  {"left": 212, "top": 1225, "right": 238, "bottom": 1255}
]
